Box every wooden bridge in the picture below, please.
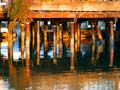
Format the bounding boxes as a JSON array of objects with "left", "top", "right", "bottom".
[{"left": 0, "top": 0, "right": 120, "bottom": 19}]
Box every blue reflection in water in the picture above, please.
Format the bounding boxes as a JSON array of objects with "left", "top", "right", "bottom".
[{"left": 0, "top": 24, "right": 120, "bottom": 90}]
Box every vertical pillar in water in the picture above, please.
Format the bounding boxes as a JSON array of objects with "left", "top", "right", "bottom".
[
  {"left": 58, "top": 24, "right": 63, "bottom": 58},
  {"left": 26, "top": 22, "right": 30, "bottom": 66},
  {"left": 21, "top": 24, "right": 25, "bottom": 60},
  {"left": 109, "top": 21, "right": 114, "bottom": 67},
  {"left": 36, "top": 21, "right": 40, "bottom": 65},
  {"left": 91, "top": 22, "right": 95, "bottom": 64},
  {"left": 31, "top": 22, "right": 35, "bottom": 49},
  {"left": 8, "top": 21, "right": 13, "bottom": 62},
  {"left": 70, "top": 22, "right": 75, "bottom": 71},
  {"left": 96, "top": 24, "right": 103, "bottom": 40},
  {"left": 53, "top": 25, "right": 57, "bottom": 64},
  {"left": 91, "top": 23, "right": 95, "bottom": 42},
  {"left": 77, "top": 22, "right": 81, "bottom": 52},
  {"left": 44, "top": 21, "right": 48, "bottom": 57}
]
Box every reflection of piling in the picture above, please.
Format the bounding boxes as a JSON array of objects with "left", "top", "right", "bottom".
[
  {"left": 36, "top": 21, "right": 40, "bottom": 65},
  {"left": 44, "top": 21, "right": 48, "bottom": 57},
  {"left": 25, "top": 56, "right": 30, "bottom": 87},
  {"left": 58, "top": 24, "right": 63, "bottom": 58},
  {"left": 21, "top": 24, "right": 25, "bottom": 59},
  {"left": 109, "top": 21, "right": 114, "bottom": 67},
  {"left": 70, "top": 22, "right": 75, "bottom": 70},
  {"left": 53, "top": 25, "right": 57, "bottom": 64},
  {"left": 91, "top": 41, "right": 95, "bottom": 65},
  {"left": 8, "top": 21, "right": 13, "bottom": 62},
  {"left": 26, "top": 22, "right": 30, "bottom": 60}
]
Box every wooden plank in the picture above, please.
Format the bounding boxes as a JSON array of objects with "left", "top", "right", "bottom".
[
  {"left": 30, "top": 1, "right": 120, "bottom": 12},
  {"left": 29, "top": 11, "right": 120, "bottom": 18}
]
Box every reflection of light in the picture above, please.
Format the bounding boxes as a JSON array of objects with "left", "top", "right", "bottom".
[
  {"left": 13, "top": 52, "right": 21, "bottom": 60},
  {"left": 48, "top": 50, "right": 53, "bottom": 58},
  {"left": 0, "top": 41, "right": 8, "bottom": 46},
  {"left": 0, "top": 79, "right": 3, "bottom": 89},
  {"left": 0, "top": 27, "right": 8, "bottom": 32}
]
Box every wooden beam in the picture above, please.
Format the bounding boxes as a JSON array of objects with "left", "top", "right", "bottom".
[{"left": 29, "top": 11, "right": 120, "bottom": 19}]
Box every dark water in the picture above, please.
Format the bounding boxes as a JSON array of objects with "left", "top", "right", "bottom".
[{"left": 0, "top": 25, "right": 120, "bottom": 90}]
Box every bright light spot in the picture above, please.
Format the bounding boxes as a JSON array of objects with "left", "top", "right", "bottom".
[{"left": 1, "top": 28, "right": 8, "bottom": 32}]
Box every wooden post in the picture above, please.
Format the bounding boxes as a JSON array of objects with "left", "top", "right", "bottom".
[
  {"left": 21, "top": 24, "right": 25, "bottom": 60},
  {"left": 77, "top": 22, "right": 81, "bottom": 52},
  {"left": 31, "top": 22, "right": 35, "bottom": 49},
  {"left": 8, "top": 21, "right": 13, "bottom": 62},
  {"left": 96, "top": 25, "right": 103, "bottom": 40},
  {"left": 44, "top": 21, "right": 48, "bottom": 57},
  {"left": 70, "top": 22, "right": 75, "bottom": 71},
  {"left": 58, "top": 24, "right": 63, "bottom": 58},
  {"left": 53, "top": 25, "right": 57, "bottom": 64},
  {"left": 36, "top": 21, "right": 40, "bottom": 65},
  {"left": 26, "top": 22, "right": 30, "bottom": 61},
  {"left": 109, "top": 21, "right": 114, "bottom": 67},
  {"left": 91, "top": 23, "right": 95, "bottom": 42}
]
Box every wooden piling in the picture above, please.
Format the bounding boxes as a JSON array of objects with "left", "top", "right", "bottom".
[
  {"left": 31, "top": 22, "right": 35, "bottom": 49},
  {"left": 21, "top": 24, "right": 25, "bottom": 59},
  {"left": 96, "top": 25, "right": 103, "bottom": 40},
  {"left": 36, "top": 21, "right": 40, "bottom": 65},
  {"left": 109, "top": 21, "right": 114, "bottom": 67},
  {"left": 26, "top": 22, "right": 30, "bottom": 61},
  {"left": 53, "top": 25, "right": 57, "bottom": 64},
  {"left": 58, "top": 24, "right": 63, "bottom": 58},
  {"left": 44, "top": 21, "right": 48, "bottom": 57},
  {"left": 91, "top": 23, "right": 95, "bottom": 42},
  {"left": 70, "top": 22, "right": 75, "bottom": 70},
  {"left": 8, "top": 21, "right": 13, "bottom": 62},
  {"left": 77, "top": 22, "right": 81, "bottom": 52}
]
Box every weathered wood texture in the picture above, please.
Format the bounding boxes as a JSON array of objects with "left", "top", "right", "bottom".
[
  {"left": 29, "top": 11, "right": 120, "bottom": 18},
  {"left": 30, "top": 1, "right": 120, "bottom": 11}
]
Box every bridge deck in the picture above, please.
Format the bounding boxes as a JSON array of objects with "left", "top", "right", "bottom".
[{"left": 1, "top": 1, "right": 120, "bottom": 19}]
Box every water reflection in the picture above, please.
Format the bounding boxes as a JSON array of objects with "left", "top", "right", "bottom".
[{"left": 0, "top": 21, "right": 120, "bottom": 90}]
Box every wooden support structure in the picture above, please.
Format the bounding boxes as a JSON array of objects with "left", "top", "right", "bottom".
[
  {"left": 31, "top": 22, "right": 35, "bottom": 49},
  {"left": 109, "top": 21, "right": 114, "bottom": 67},
  {"left": 21, "top": 24, "right": 25, "bottom": 60},
  {"left": 26, "top": 22, "right": 30, "bottom": 61},
  {"left": 77, "top": 22, "right": 81, "bottom": 52},
  {"left": 70, "top": 22, "right": 75, "bottom": 70},
  {"left": 96, "top": 25, "right": 103, "bottom": 40},
  {"left": 36, "top": 21, "right": 40, "bottom": 65},
  {"left": 58, "top": 24, "right": 63, "bottom": 58},
  {"left": 53, "top": 25, "right": 57, "bottom": 64},
  {"left": 8, "top": 21, "right": 13, "bottom": 62},
  {"left": 91, "top": 22, "right": 95, "bottom": 42},
  {"left": 44, "top": 21, "right": 48, "bottom": 57}
]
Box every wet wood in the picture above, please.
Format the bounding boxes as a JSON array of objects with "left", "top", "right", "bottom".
[
  {"left": 109, "top": 21, "right": 114, "bottom": 67},
  {"left": 26, "top": 22, "right": 30, "bottom": 60},
  {"left": 53, "top": 25, "right": 57, "bottom": 64},
  {"left": 8, "top": 21, "right": 13, "bottom": 62},
  {"left": 32, "top": 22, "right": 35, "bottom": 49},
  {"left": 21, "top": 24, "right": 25, "bottom": 59},
  {"left": 36, "top": 21, "right": 40, "bottom": 65},
  {"left": 70, "top": 22, "right": 75, "bottom": 70},
  {"left": 58, "top": 24, "right": 63, "bottom": 58},
  {"left": 96, "top": 25, "right": 103, "bottom": 40},
  {"left": 44, "top": 21, "right": 48, "bottom": 56}
]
